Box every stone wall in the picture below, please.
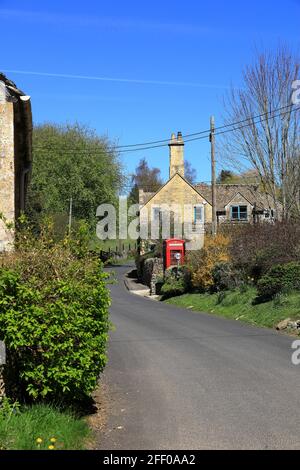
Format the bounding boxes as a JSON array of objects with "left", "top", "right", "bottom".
[
  {"left": 0, "top": 366, "right": 5, "bottom": 399},
  {"left": 0, "top": 101, "right": 15, "bottom": 251},
  {"left": 142, "top": 257, "right": 164, "bottom": 295}
]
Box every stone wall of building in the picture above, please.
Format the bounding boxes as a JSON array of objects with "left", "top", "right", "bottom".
[
  {"left": 140, "top": 173, "right": 208, "bottom": 251},
  {"left": 169, "top": 132, "right": 185, "bottom": 178},
  {"left": 0, "top": 100, "right": 15, "bottom": 251},
  {"left": 224, "top": 193, "right": 254, "bottom": 223}
]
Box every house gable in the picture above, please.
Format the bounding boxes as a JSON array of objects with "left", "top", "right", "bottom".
[
  {"left": 141, "top": 172, "right": 212, "bottom": 223},
  {"left": 224, "top": 192, "right": 254, "bottom": 210},
  {"left": 142, "top": 173, "right": 211, "bottom": 208}
]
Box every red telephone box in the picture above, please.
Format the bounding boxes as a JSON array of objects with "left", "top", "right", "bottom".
[{"left": 163, "top": 239, "right": 185, "bottom": 269}]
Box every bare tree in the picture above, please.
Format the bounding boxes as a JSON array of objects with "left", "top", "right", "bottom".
[
  {"left": 184, "top": 160, "right": 197, "bottom": 184},
  {"left": 220, "top": 45, "right": 300, "bottom": 219}
]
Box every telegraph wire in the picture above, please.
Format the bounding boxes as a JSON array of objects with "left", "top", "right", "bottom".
[
  {"left": 31, "top": 104, "right": 299, "bottom": 155},
  {"left": 115, "top": 103, "right": 295, "bottom": 149},
  {"left": 117, "top": 105, "right": 299, "bottom": 153}
]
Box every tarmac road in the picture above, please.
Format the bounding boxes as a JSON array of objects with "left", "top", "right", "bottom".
[{"left": 96, "top": 264, "right": 300, "bottom": 450}]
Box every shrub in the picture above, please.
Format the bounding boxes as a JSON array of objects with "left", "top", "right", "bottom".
[
  {"left": 212, "top": 262, "right": 242, "bottom": 291},
  {"left": 160, "top": 265, "right": 191, "bottom": 299},
  {"left": 229, "top": 222, "right": 300, "bottom": 281},
  {"left": 188, "top": 234, "right": 230, "bottom": 291},
  {"left": 0, "top": 222, "right": 110, "bottom": 402},
  {"left": 256, "top": 262, "right": 300, "bottom": 301}
]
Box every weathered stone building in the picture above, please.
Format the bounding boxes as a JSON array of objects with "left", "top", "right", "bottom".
[
  {"left": 139, "top": 132, "right": 279, "bottom": 251},
  {"left": 0, "top": 73, "right": 32, "bottom": 251}
]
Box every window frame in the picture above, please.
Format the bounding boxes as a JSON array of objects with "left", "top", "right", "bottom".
[
  {"left": 193, "top": 205, "right": 204, "bottom": 223},
  {"left": 230, "top": 205, "right": 248, "bottom": 221}
]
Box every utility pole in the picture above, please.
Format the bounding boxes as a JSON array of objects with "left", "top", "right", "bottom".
[
  {"left": 68, "top": 196, "right": 73, "bottom": 236},
  {"left": 210, "top": 116, "right": 217, "bottom": 237}
]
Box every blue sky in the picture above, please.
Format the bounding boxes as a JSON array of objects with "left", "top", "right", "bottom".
[{"left": 1, "top": 0, "right": 299, "bottom": 184}]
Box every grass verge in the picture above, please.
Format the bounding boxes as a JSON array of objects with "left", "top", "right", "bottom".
[
  {"left": 0, "top": 403, "right": 90, "bottom": 450},
  {"left": 165, "top": 287, "right": 300, "bottom": 329}
]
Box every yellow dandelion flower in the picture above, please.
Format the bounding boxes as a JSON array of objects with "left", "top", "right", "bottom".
[
  {"left": 36, "top": 438, "right": 43, "bottom": 444},
  {"left": 50, "top": 437, "right": 57, "bottom": 443},
  {"left": 48, "top": 445, "right": 55, "bottom": 450}
]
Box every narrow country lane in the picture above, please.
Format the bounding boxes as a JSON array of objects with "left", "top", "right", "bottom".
[{"left": 96, "top": 265, "right": 300, "bottom": 450}]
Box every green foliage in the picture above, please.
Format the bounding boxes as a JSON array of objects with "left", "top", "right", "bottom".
[
  {"left": 161, "top": 278, "right": 186, "bottom": 298},
  {"left": 27, "top": 123, "right": 124, "bottom": 228},
  {"left": 129, "top": 158, "right": 163, "bottom": 203},
  {"left": 0, "top": 222, "right": 110, "bottom": 402},
  {"left": 229, "top": 222, "right": 300, "bottom": 281},
  {"left": 239, "top": 282, "right": 249, "bottom": 294},
  {"left": 216, "top": 290, "right": 227, "bottom": 305},
  {"left": 272, "top": 292, "right": 288, "bottom": 308},
  {"left": 217, "top": 169, "right": 259, "bottom": 184},
  {"left": 68, "top": 220, "right": 91, "bottom": 258},
  {"left": 0, "top": 403, "right": 89, "bottom": 450},
  {"left": 160, "top": 266, "right": 191, "bottom": 299},
  {"left": 0, "top": 397, "right": 20, "bottom": 420},
  {"left": 256, "top": 262, "right": 300, "bottom": 301},
  {"left": 165, "top": 289, "right": 300, "bottom": 329},
  {"left": 212, "top": 262, "right": 241, "bottom": 291}
]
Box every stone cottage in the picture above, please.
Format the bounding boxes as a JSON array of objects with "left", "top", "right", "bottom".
[
  {"left": 0, "top": 73, "right": 32, "bottom": 251},
  {"left": 139, "top": 131, "right": 279, "bottom": 251}
]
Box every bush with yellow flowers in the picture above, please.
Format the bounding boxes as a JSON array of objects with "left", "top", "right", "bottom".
[{"left": 188, "top": 233, "right": 230, "bottom": 291}]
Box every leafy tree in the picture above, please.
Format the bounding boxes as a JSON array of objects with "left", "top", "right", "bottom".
[
  {"left": 217, "top": 169, "right": 235, "bottom": 184},
  {"left": 27, "top": 123, "right": 124, "bottom": 230},
  {"left": 217, "top": 169, "right": 260, "bottom": 184},
  {"left": 129, "top": 158, "right": 163, "bottom": 202}
]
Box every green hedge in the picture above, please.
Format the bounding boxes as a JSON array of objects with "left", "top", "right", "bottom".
[
  {"left": 0, "top": 254, "right": 110, "bottom": 402},
  {"left": 211, "top": 262, "right": 242, "bottom": 291},
  {"left": 257, "top": 262, "right": 300, "bottom": 300},
  {"left": 160, "top": 266, "right": 191, "bottom": 299}
]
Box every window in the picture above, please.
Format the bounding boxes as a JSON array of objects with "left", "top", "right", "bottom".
[
  {"left": 194, "top": 205, "right": 204, "bottom": 223},
  {"left": 230, "top": 205, "right": 248, "bottom": 221},
  {"left": 152, "top": 207, "right": 161, "bottom": 221}
]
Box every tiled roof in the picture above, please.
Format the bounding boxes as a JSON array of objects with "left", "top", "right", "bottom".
[{"left": 194, "top": 183, "right": 275, "bottom": 211}]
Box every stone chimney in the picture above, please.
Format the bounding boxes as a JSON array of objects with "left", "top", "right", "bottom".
[{"left": 168, "top": 131, "right": 184, "bottom": 178}]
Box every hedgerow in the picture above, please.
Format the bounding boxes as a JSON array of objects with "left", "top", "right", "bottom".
[
  {"left": 0, "top": 218, "right": 110, "bottom": 402},
  {"left": 256, "top": 262, "right": 300, "bottom": 300}
]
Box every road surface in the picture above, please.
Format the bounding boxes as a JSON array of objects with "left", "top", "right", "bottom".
[{"left": 97, "top": 265, "right": 300, "bottom": 450}]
